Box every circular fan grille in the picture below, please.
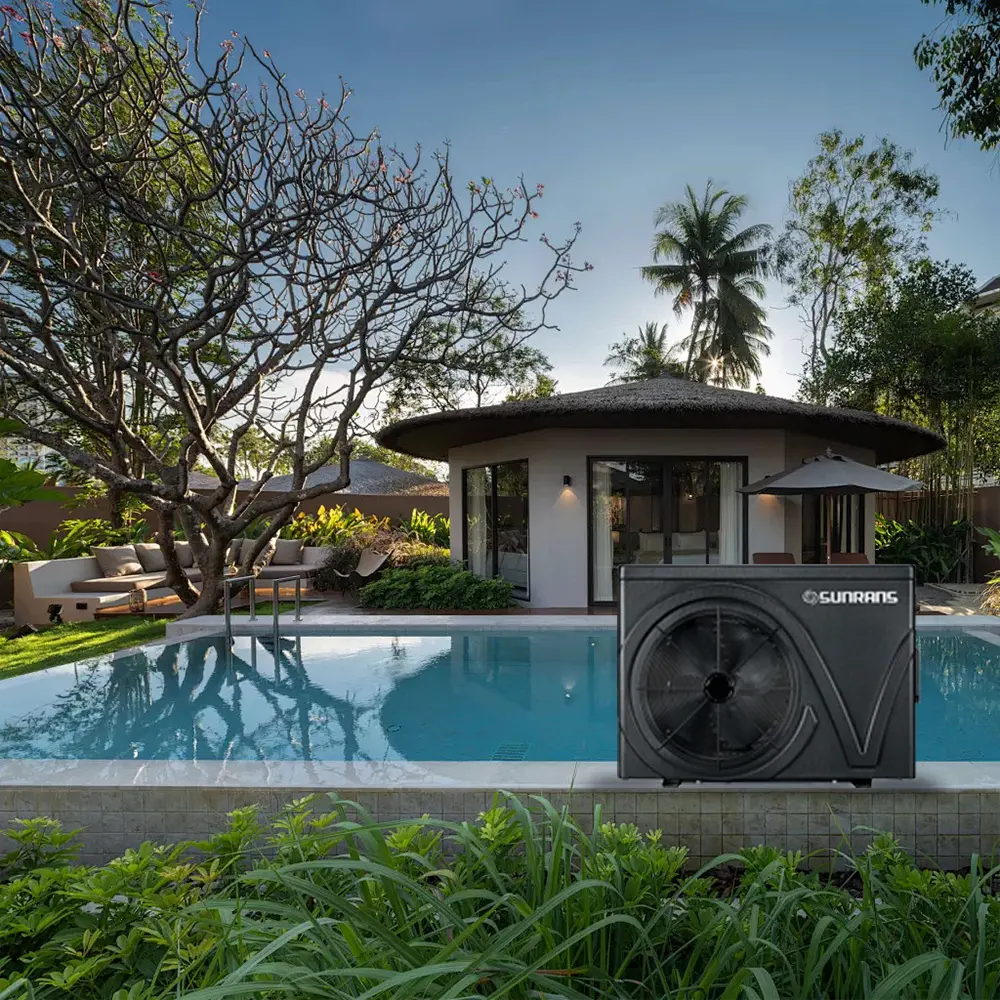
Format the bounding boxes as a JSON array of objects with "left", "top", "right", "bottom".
[{"left": 635, "top": 606, "right": 796, "bottom": 763}]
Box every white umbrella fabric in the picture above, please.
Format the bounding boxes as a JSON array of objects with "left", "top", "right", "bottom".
[{"left": 738, "top": 448, "right": 923, "bottom": 563}]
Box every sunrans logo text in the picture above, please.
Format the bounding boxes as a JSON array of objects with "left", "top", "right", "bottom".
[{"left": 801, "top": 589, "right": 899, "bottom": 607}]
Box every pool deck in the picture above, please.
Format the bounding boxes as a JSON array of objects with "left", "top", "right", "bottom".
[{"left": 2, "top": 613, "right": 1000, "bottom": 868}]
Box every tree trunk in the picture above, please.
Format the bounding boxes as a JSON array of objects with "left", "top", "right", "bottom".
[
  {"left": 107, "top": 485, "right": 124, "bottom": 529},
  {"left": 157, "top": 508, "right": 200, "bottom": 607},
  {"left": 178, "top": 543, "right": 230, "bottom": 619}
]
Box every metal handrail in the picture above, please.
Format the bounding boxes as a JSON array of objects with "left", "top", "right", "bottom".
[
  {"left": 222, "top": 573, "right": 303, "bottom": 646},
  {"left": 223, "top": 575, "right": 257, "bottom": 645},
  {"left": 268, "top": 575, "right": 303, "bottom": 647}
]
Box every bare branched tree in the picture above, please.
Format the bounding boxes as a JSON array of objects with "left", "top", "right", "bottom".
[{"left": 0, "top": 0, "right": 588, "bottom": 616}]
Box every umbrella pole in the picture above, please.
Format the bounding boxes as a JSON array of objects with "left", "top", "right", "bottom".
[{"left": 826, "top": 495, "right": 833, "bottom": 565}]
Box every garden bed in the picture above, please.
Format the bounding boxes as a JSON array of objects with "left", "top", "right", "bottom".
[{"left": 0, "top": 791, "right": 997, "bottom": 999}]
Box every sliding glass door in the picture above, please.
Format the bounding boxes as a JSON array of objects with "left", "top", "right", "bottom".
[
  {"left": 462, "top": 460, "right": 529, "bottom": 597},
  {"left": 589, "top": 457, "right": 746, "bottom": 603}
]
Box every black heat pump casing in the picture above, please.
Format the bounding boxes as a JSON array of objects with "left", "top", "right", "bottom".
[{"left": 617, "top": 564, "right": 917, "bottom": 783}]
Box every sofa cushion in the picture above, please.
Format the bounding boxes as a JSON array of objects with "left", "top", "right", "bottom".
[
  {"left": 93, "top": 545, "right": 142, "bottom": 578},
  {"left": 71, "top": 572, "right": 167, "bottom": 593},
  {"left": 271, "top": 538, "right": 304, "bottom": 565},
  {"left": 173, "top": 541, "right": 194, "bottom": 567},
  {"left": 301, "top": 546, "right": 328, "bottom": 567},
  {"left": 134, "top": 542, "right": 167, "bottom": 572}
]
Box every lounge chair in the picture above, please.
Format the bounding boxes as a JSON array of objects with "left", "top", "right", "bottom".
[
  {"left": 829, "top": 552, "right": 870, "bottom": 564},
  {"left": 752, "top": 552, "right": 795, "bottom": 564},
  {"left": 331, "top": 548, "right": 389, "bottom": 590}
]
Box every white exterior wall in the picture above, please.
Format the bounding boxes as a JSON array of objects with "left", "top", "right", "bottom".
[{"left": 448, "top": 427, "right": 790, "bottom": 608}]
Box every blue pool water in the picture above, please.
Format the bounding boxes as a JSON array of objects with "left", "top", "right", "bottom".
[{"left": 0, "top": 629, "right": 998, "bottom": 762}]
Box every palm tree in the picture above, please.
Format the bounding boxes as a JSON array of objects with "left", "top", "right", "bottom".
[
  {"left": 604, "top": 322, "right": 686, "bottom": 383},
  {"left": 642, "top": 182, "right": 771, "bottom": 382}
]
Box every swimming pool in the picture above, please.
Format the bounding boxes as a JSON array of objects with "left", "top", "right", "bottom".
[{"left": 0, "top": 628, "right": 998, "bottom": 762}]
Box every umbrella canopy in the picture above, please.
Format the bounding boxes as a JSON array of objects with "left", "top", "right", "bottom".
[{"left": 738, "top": 449, "right": 923, "bottom": 496}]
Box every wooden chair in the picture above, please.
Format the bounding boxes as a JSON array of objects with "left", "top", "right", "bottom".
[
  {"left": 331, "top": 548, "right": 389, "bottom": 590},
  {"left": 829, "top": 552, "right": 870, "bottom": 565},
  {"left": 752, "top": 552, "right": 796, "bottom": 564}
]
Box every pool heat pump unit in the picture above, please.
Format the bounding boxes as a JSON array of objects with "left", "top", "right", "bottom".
[{"left": 618, "top": 565, "right": 917, "bottom": 785}]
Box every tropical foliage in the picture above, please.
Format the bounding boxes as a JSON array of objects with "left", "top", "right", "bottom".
[
  {"left": 0, "top": 796, "right": 997, "bottom": 998},
  {"left": 398, "top": 508, "right": 451, "bottom": 547},
  {"left": 604, "top": 322, "right": 685, "bottom": 382},
  {"left": 641, "top": 182, "right": 772, "bottom": 388},
  {"left": 977, "top": 526, "right": 1000, "bottom": 614},
  {"left": 0, "top": 459, "right": 64, "bottom": 512},
  {"left": 279, "top": 507, "right": 390, "bottom": 548},
  {"left": 359, "top": 563, "right": 513, "bottom": 609},
  {"left": 0, "top": 518, "right": 149, "bottom": 574},
  {"left": 875, "top": 513, "right": 971, "bottom": 584}
]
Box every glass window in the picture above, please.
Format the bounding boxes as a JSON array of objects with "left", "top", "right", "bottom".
[
  {"left": 462, "top": 460, "right": 528, "bottom": 598},
  {"left": 590, "top": 457, "right": 746, "bottom": 602}
]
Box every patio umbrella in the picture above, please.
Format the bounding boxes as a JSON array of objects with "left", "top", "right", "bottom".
[{"left": 738, "top": 448, "right": 923, "bottom": 564}]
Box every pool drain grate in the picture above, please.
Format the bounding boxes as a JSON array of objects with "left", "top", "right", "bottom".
[{"left": 491, "top": 743, "right": 529, "bottom": 762}]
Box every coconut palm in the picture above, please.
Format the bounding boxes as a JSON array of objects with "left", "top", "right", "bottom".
[
  {"left": 642, "top": 182, "right": 771, "bottom": 380},
  {"left": 604, "top": 322, "right": 686, "bottom": 383}
]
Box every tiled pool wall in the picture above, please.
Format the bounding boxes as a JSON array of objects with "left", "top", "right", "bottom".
[
  {"left": 2, "top": 782, "right": 1000, "bottom": 870},
  {"left": 3, "top": 614, "right": 1000, "bottom": 870}
]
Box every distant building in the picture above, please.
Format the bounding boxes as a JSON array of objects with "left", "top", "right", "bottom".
[
  {"left": 0, "top": 437, "right": 49, "bottom": 467},
  {"left": 972, "top": 275, "right": 1000, "bottom": 314},
  {"left": 188, "top": 459, "right": 447, "bottom": 496}
]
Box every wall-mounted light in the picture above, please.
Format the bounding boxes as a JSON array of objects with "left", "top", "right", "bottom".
[{"left": 563, "top": 475, "right": 572, "bottom": 487}]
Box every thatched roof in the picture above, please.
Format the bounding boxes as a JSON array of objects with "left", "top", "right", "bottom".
[
  {"left": 189, "top": 460, "right": 444, "bottom": 496},
  {"left": 376, "top": 375, "right": 945, "bottom": 464}
]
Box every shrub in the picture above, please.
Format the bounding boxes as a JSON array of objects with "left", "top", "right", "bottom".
[
  {"left": 398, "top": 507, "right": 450, "bottom": 546},
  {"left": 0, "top": 795, "right": 998, "bottom": 999},
  {"left": 384, "top": 537, "right": 451, "bottom": 569},
  {"left": 359, "top": 563, "right": 512, "bottom": 609},
  {"left": 875, "top": 513, "right": 970, "bottom": 584},
  {"left": 280, "top": 504, "right": 388, "bottom": 547}
]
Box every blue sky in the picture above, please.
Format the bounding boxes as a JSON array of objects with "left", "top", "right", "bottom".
[{"left": 199, "top": 0, "right": 1000, "bottom": 400}]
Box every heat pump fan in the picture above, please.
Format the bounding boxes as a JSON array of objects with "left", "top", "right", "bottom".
[{"left": 618, "top": 565, "right": 917, "bottom": 784}]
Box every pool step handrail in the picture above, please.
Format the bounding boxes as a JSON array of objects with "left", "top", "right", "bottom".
[{"left": 223, "top": 574, "right": 303, "bottom": 645}]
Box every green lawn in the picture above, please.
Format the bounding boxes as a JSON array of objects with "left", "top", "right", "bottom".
[
  {"left": 0, "top": 617, "right": 166, "bottom": 679},
  {"left": 231, "top": 600, "right": 301, "bottom": 616}
]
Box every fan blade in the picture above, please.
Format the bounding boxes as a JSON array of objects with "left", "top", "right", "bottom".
[{"left": 669, "top": 701, "right": 717, "bottom": 757}]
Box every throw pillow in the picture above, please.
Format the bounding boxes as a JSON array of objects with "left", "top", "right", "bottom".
[
  {"left": 173, "top": 541, "right": 194, "bottom": 568},
  {"left": 134, "top": 542, "right": 167, "bottom": 572},
  {"left": 93, "top": 545, "right": 142, "bottom": 578},
  {"left": 270, "top": 538, "right": 304, "bottom": 565}
]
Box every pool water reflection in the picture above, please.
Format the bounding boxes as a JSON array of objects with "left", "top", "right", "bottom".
[{"left": 0, "top": 629, "right": 995, "bottom": 762}]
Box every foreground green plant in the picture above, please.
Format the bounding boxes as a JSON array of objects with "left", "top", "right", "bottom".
[
  {"left": 0, "top": 795, "right": 997, "bottom": 998},
  {"left": 0, "top": 617, "right": 166, "bottom": 679}
]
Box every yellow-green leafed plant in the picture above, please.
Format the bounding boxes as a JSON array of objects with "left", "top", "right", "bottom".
[{"left": 280, "top": 505, "right": 389, "bottom": 547}]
